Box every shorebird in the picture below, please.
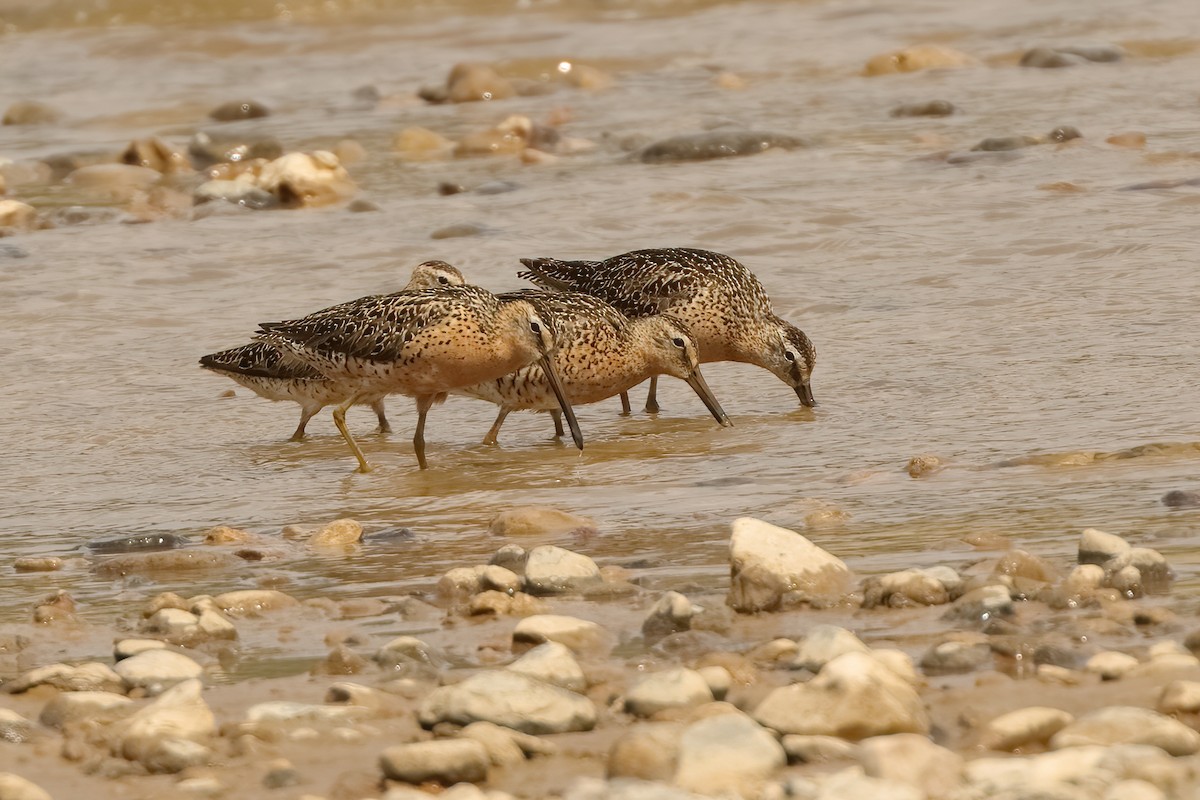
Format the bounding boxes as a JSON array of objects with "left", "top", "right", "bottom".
[
  {"left": 454, "top": 290, "right": 732, "bottom": 443},
  {"left": 517, "top": 247, "right": 816, "bottom": 412},
  {"left": 255, "top": 285, "right": 584, "bottom": 472},
  {"left": 200, "top": 260, "right": 464, "bottom": 441}
]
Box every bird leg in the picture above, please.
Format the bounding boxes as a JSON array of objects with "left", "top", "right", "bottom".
[
  {"left": 482, "top": 408, "right": 509, "bottom": 446},
  {"left": 413, "top": 394, "right": 436, "bottom": 470},
  {"left": 645, "top": 376, "right": 660, "bottom": 414},
  {"left": 371, "top": 398, "right": 391, "bottom": 433},
  {"left": 291, "top": 403, "right": 321, "bottom": 442},
  {"left": 619, "top": 392, "right": 632, "bottom": 416},
  {"left": 551, "top": 410, "right": 565, "bottom": 438},
  {"left": 332, "top": 395, "right": 372, "bottom": 473}
]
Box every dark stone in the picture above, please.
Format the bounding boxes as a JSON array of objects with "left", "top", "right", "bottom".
[
  {"left": 86, "top": 533, "right": 188, "bottom": 554},
  {"left": 638, "top": 131, "right": 812, "bottom": 163},
  {"left": 890, "top": 100, "right": 958, "bottom": 117},
  {"left": 1048, "top": 126, "right": 1083, "bottom": 143},
  {"left": 209, "top": 100, "right": 270, "bottom": 122},
  {"left": 1020, "top": 48, "right": 1088, "bottom": 68},
  {"left": 972, "top": 135, "right": 1040, "bottom": 152},
  {"left": 362, "top": 527, "right": 416, "bottom": 545},
  {"left": 1163, "top": 490, "right": 1200, "bottom": 508},
  {"left": 430, "top": 222, "right": 487, "bottom": 239}
]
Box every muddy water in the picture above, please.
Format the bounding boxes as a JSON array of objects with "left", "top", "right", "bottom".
[{"left": 2, "top": 0, "right": 1200, "bottom": 641}]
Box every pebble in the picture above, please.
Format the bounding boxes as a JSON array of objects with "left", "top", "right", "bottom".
[
  {"left": 393, "top": 126, "right": 455, "bottom": 160},
  {"left": 919, "top": 638, "right": 993, "bottom": 673},
  {"left": 727, "top": 517, "right": 854, "bottom": 612},
  {"left": 114, "top": 679, "right": 216, "bottom": 771},
  {"left": 752, "top": 651, "right": 929, "bottom": 738},
  {"left": 523, "top": 545, "right": 602, "bottom": 594},
  {"left": 696, "top": 666, "right": 732, "bottom": 701},
  {"left": 809, "top": 768, "right": 925, "bottom": 800},
  {"left": 255, "top": 151, "right": 356, "bottom": 208},
  {"left": 209, "top": 99, "right": 270, "bottom": 121},
  {"left": 420, "top": 62, "right": 516, "bottom": 104},
  {"left": 642, "top": 592, "right": 696, "bottom": 644},
  {"left": 780, "top": 735, "right": 859, "bottom": 763},
  {"left": 481, "top": 564, "right": 522, "bottom": 594},
  {"left": 638, "top": 131, "right": 811, "bottom": 164},
  {"left": 418, "top": 670, "right": 597, "bottom": 734},
  {"left": 944, "top": 584, "right": 1014, "bottom": 622},
  {"left": 92, "top": 549, "right": 243, "bottom": 577},
  {"left": 1157, "top": 680, "right": 1200, "bottom": 714},
  {"left": 461, "top": 720, "right": 555, "bottom": 766},
  {"left": 309, "top": 518, "right": 364, "bottom": 547},
  {"left": 488, "top": 506, "right": 596, "bottom": 537},
  {"left": 140, "top": 607, "right": 203, "bottom": 641},
  {"left": 863, "top": 44, "right": 978, "bottom": 75},
  {"left": 506, "top": 641, "right": 586, "bottom": 692},
  {"left": 245, "top": 701, "right": 368, "bottom": 724},
  {"left": 3, "top": 100, "right": 62, "bottom": 125},
  {"left": 1085, "top": 650, "right": 1139, "bottom": 680},
  {"left": 792, "top": 625, "right": 871, "bottom": 672},
  {"left": 5, "top": 661, "right": 124, "bottom": 694},
  {"left": 1021, "top": 44, "right": 1124, "bottom": 67},
  {"left": 114, "top": 649, "right": 205, "bottom": 692},
  {"left": 673, "top": 712, "right": 785, "bottom": 796},
  {"left": 489, "top": 544, "right": 527, "bottom": 574},
  {"left": 978, "top": 706, "right": 1075, "bottom": 751},
  {"left": 374, "top": 635, "right": 440, "bottom": 671},
  {"left": 469, "top": 590, "right": 546, "bottom": 616},
  {"left": 624, "top": 668, "right": 713, "bottom": 717},
  {"left": 608, "top": 724, "right": 682, "bottom": 781},
  {"left": 0, "top": 774, "right": 53, "bottom": 800},
  {"left": 1079, "top": 527, "right": 1131, "bottom": 566},
  {"left": 889, "top": 100, "right": 958, "bottom": 117},
  {"left": 0, "top": 709, "right": 33, "bottom": 743},
  {"left": 567, "top": 778, "right": 709, "bottom": 800},
  {"left": 863, "top": 569, "right": 949, "bottom": 607},
  {"left": 262, "top": 758, "right": 302, "bottom": 788},
  {"left": 512, "top": 614, "right": 612, "bottom": 654},
  {"left": 0, "top": 200, "right": 39, "bottom": 231},
  {"left": 1050, "top": 706, "right": 1200, "bottom": 755},
  {"left": 1163, "top": 489, "right": 1200, "bottom": 508},
  {"left": 12, "top": 556, "right": 62, "bottom": 572},
  {"left": 38, "top": 690, "right": 134, "bottom": 728},
  {"left": 858, "top": 733, "right": 963, "bottom": 797},
  {"left": 213, "top": 589, "right": 298, "bottom": 615}
]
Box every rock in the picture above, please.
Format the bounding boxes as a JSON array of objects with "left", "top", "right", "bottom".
[
  {"left": 696, "top": 666, "right": 732, "bottom": 702},
  {"left": 523, "top": 545, "right": 602, "bottom": 594},
  {"left": 121, "top": 137, "right": 189, "bottom": 173},
  {"left": 187, "top": 131, "right": 282, "bottom": 167},
  {"left": 92, "top": 550, "right": 243, "bottom": 577},
  {"left": 0, "top": 200, "right": 40, "bottom": 231},
  {"left": 418, "top": 671, "right": 597, "bottom": 734},
  {"left": 140, "top": 607, "right": 202, "bottom": 641},
  {"left": 1020, "top": 47, "right": 1089, "bottom": 67},
  {"left": 1079, "top": 528, "right": 1130, "bottom": 566},
  {"left": 0, "top": 709, "right": 33, "bottom": 743},
  {"left": 1130, "top": 547, "right": 1171, "bottom": 592},
  {"left": 506, "top": 641, "right": 586, "bottom": 692},
  {"left": 256, "top": 151, "right": 356, "bottom": 207},
  {"left": 943, "top": 584, "right": 1013, "bottom": 622},
  {"left": 919, "top": 638, "right": 993, "bottom": 674},
  {"left": 966, "top": 746, "right": 1109, "bottom": 794},
  {"left": 1163, "top": 489, "right": 1200, "bottom": 508},
  {"left": 4, "top": 661, "right": 124, "bottom": 694},
  {"left": 1085, "top": 650, "right": 1139, "bottom": 680},
  {"left": 193, "top": 179, "right": 279, "bottom": 209},
  {"left": 461, "top": 721, "right": 554, "bottom": 766},
  {"left": 213, "top": 589, "right": 298, "bottom": 615},
  {"left": 780, "top": 735, "right": 859, "bottom": 763},
  {"left": 673, "top": 712, "right": 785, "bottom": 796},
  {"left": 1065, "top": 564, "right": 1106, "bottom": 593},
  {"left": 114, "top": 649, "right": 205, "bottom": 692},
  {"left": 513, "top": 614, "right": 612, "bottom": 654},
  {"left": 114, "top": 679, "right": 216, "bottom": 770},
  {"left": 864, "top": 44, "right": 978, "bottom": 75},
  {"left": 566, "top": 777, "right": 709, "bottom": 800},
  {"left": 792, "top": 625, "right": 871, "bottom": 672},
  {"left": 114, "top": 639, "right": 171, "bottom": 662},
  {"left": 727, "top": 517, "right": 854, "bottom": 612},
  {"left": 489, "top": 506, "right": 595, "bottom": 537},
  {"left": 309, "top": 518, "right": 364, "bottom": 547},
  {"left": 608, "top": 724, "right": 682, "bottom": 781},
  {"left": 863, "top": 569, "right": 949, "bottom": 607},
  {"left": 858, "top": 733, "right": 963, "bottom": 797},
  {"left": 39, "top": 690, "right": 135, "bottom": 728},
  {"left": 469, "top": 590, "right": 547, "bottom": 617},
  {"left": 380, "top": 739, "right": 489, "bottom": 785},
  {"left": 638, "top": 131, "right": 811, "bottom": 164},
  {"left": 481, "top": 564, "right": 522, "bottom": 594},
  {"left": 13, "top": 557, "right": 62, "bottom": 572},
  {"left": 420, "top": 62, "right": 516, "bottom": 104},
  {"left": 752, "top": 652, "right": 929, "bottom": 738},
  {"left": 643, "top": 592, "right": 696, "bottom": 644},
  {"left": 191, "top": 599, "right": 238, "bottom": 640},
  {"left": 245, "top": 701, "right": 367, "bottom": 724},
  {"left": 1158, "top": 680, "right": 1200, "bottom": 714},
  {"left": 890, "top": 100, "right": 958, "bottom": 117},
  {"left": 906, "top": 454, "right": 943, "bottom": 477},
  {"left": 1104, "top": 780, "right": 1166, "bottom": 800},
  {"left": 262, "top": 758, "right": 302, "bottom": 788},
  {"left": 3, "top": 100, "right": 62, "bottom": 125},
  {"left": 995, "top": 549, "right": 1060, "bottom": 583},
  {"left": 439, "top": 566, "right": 487, "bottom": 600},
  {"left": 979, "top": 706, "right": 1075, "bottom": 752},
  {"left": 203, "top": 525, "right": 254, "bottom": 544},
  {"left": 1050, "top": 706, "right": 1200, "bottom": 755},
  {"left": 972, "top": 135, "right": 1041, "bottom": 152},
  {"left": 138, "top": 738, "right": 213, "bottom": 773},
  {"left": 430, "top": 222, "right": 488, "bottom": 239},
  {"left": 311, "top": 644, "right": 368, "bottom": 675},
  {"left": 489, "top": 544, "right": 528, "bottom": 575},
  {"left": 0, "top": 773, "right": 53, "bottom": 800},
  {"left": 375, "top": 635, "right": 440, "bottom": 672},
  {"left": 455, "top": 114, "right": 556, "bottom": 157},
  {"left": 625, "top": 669, "right": 713, "bottom": 717},
  {"left": 393, "top": 126, "right": 455, "bottom": 161},
  {"left": 209, "top": 100, "right": 270, "bottom": 121}
]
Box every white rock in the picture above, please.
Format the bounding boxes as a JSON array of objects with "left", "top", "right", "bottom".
[
  {"left": 1079, "top": 527, "right": 1131, "bottom": 566},
  {"left": 481, "top": 564, "right": 522, "bottom": 594},
  {"left": 39, "top": 690, "right": 135, "bottom": 729},
  {"left": 872, "top": 569, "right": 949, "bottom": 606},
  {"left": 245, "top": 701, "right": 368, "bottom": 723},
  {"left": 966, "top": 746, "right": 1110, "bottom": 793},
  {"left": 1050, "top": 706, "right": 1200, "bottom": 755},
  {"left": 625, "top": 668, "right": 713, "bottom": 717},
  {"left": 1085, "top": 650, "right": 1139, "bottom": 680},
  {"left": 1158, "top": 679, "right": 1200, "bottom": 714},
  {"left": 780, "top": 735, "right": 859, "bottom": 763},
  {"left": 1104, "top": 779, "right": 1167, "bottom": 800},
  {"left": 380, "top": 739, "right": 489, "bottom": 785},
  {"left": 256, "top": 150, "right": 356, "bottom": 207},
  {"left": 0, "top": 200, "right": 40, "bottom": 231},
  {"left": 114, "top": 638, "right": 170, "bottom": 660},
  {"left": 375, "top": 635, "right": 440, "bottom": 669},
  {"left": 858, "top": 733, "right": 964, "bottom": 798},
  {"left": 523, "top": 545, "right": 602, "bottom": 594},
  {"left": 512, "top": 614, "right": 612, "bottom": 654},
  {"left": 727, "top": 517, "right": 853, "bottom": 612},
  {"left": 792, "top": 625, "right": 871, "bottom": 672},
  {"left": 673, "top": 712, "right": 785, "bottom": 796},
  {"left": 642, "top": 591, "right": 696, "bottom": 643},
  {"left": 419, "top": 670, "right": 596, "bottom": 734},
  {"left": 5, "top": 661, "right": 124, "bottom": 694},
  {"left": 114, "top": 649, "right": 204, "bottom": 692},
  {"left": 752, "top": 652, "right": 929, "bottom": 738},
  {"left": 696, "top": 666, "right": 732, "bottom": 701},
  {"left": 140, "top": 607, "right": 201, "bottom": 640},
  {"left": 213, "top": 589, "right": 298, "bottom": 615},
  {"left": 461, "top": 720, "right": 554, "bottom": 766},
  {"left": 506, "top": 641, "right": 586, "bottom": 692},
  {"left": 0, "top": 709, "right": 33, "bottom": 743},
  {"left": 978, "top": 706, "right": 1074, "bottom": 751},
  {"left": 812, "top": 766, "right": 924, "bottom": 800},
  {"left": 869, "top": 649, "right": 921, "bottom": 686},
  {"left": 439, "top": 566, "right": 487, "bottom": 599},
  {"left": 0, "top": 773, "right": 52, "bottom": 800},
  {"left": 1065, "top": 563, "right": 1106, "bottom": 592},
  {"left": 114, "top": 679, "right": 215, "bottom": 767}
]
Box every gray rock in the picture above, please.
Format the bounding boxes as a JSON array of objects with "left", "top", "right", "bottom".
[
  {"left": 639, "top": 131, "right": 812, "bottom": 163},
  {"left": 752, "top": 652, "right": 929, "bottom": 738},
  {"left": 209, "top": 99, "right": 270, "bottom": 121},
  {"left": 642, "top": 591, "right": 696, "bottom": 644},
  {"left": 1079, "top": 528, "right": 1131, "bottom": 566},
  {"left": 380, "top": 739, "right": 489, "bottom": 785},
  {"left": 863, "top": 569, "right": 949, "bottom": 607},
  {"left": 114, "top": 649, "right": 204, "bottom": 692},
  {"left": 374, "top": 635, "right": 441, "bottom": 672},
  {"left": 625, "top": 668, "right": 713, "bottom": 717},
  {"left": 1163, "top": 490, "right": 1200, "bottom": 508},
  {"left": 39, "top": 690, "right": 134, "bottom": 729},
  {"left": 919, "top": 638, "right": 993, "bottom": 673},
  {"left": 512, "top": 614, "right": 612, "bottom": 654},
  {"left": 792, "top": 625, "right": 871, "bottom": 672},
  {"left": 523, "top": 545, "right": 602, "bottom": 594},
  {"left": 673, "top": 713, "right": 785, "bottom": 795},
  {"left": 979, "top": 706, "right": 1075, "bottom": 751},
  {"left": 419, "top": 671, "right": 597, "bottom": 734},
  {"left": 727, "top": 517, "right": 853, "bottom": 612},
  {"left": 0, "top": 773, "right": 53, "bottom": 800},
  {"left": 943, "top": 584, "right": 1013, "bottom": 622},
  {"left": 1021, "top": 47, "right": 1089, "bottom": 67},
  {"left": 506, "top": 641, "right": 586, "bottom": 692},
  {"left": 0, "top": 709, "right": 33, "bottom": 743},
  {"left": 1050, "top": 706, "right": 1200, "bottom": 755},
  {"left": 859, "top": 733, "right": 964, "bottom": 798},
  {"left": 489, "top": 544, "right": 527, "bottom": 575}
]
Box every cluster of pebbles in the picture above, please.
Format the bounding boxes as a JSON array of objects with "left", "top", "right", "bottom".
[{"left": 4, "top": 508, "right": 1200, "bottom": 799}]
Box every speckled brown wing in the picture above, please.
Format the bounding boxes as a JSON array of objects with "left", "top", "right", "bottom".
[
  {"left": 199, "top": 342, "right": 325, "bottom": 380},
  {"left": 498, "top": 289, "right": 629, "bottom": 345}
]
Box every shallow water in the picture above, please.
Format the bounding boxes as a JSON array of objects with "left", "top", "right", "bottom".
[{"left": 2, "top": 0, "right": 1200, "bottom": 635}]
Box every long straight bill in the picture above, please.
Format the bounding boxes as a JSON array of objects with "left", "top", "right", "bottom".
[
  {"left": 685, "top": 369, "right": 732, "bottom": 427},
  {"left": 540, "top": 355, "right": 584, "bottom": 450}
]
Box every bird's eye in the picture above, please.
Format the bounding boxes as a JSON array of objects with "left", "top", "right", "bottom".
[
  {"left": 671, "top": 337, "right": 686, "bottom": 348},
  {"left": 530, "top": 321, "right": 541, "bottom": 334},
  {"left": 784, "top": 350, "right": 796, "bottom": 362},
  {"left": 437, "top": 276, "right": 449, "bottom": 285}
]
